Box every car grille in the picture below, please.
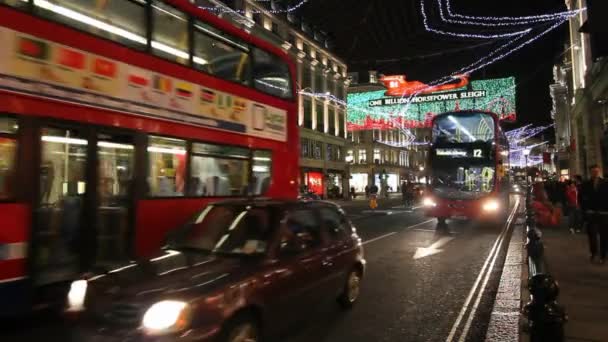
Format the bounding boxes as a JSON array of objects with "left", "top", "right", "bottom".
[{"left": 102, "top": 302, "right": 144, "bottom": 327}]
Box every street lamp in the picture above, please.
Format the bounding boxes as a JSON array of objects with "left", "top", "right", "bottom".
[
  {"left": 523, "top": 148, "right": 531, "bottom": 185},
  {"left": 419, "top": 165, "right": 425, "bottom": 172}
]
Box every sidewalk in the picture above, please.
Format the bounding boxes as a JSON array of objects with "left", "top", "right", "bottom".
[{"left": 541, "top": 227, "right": 608, "bottom": 342}]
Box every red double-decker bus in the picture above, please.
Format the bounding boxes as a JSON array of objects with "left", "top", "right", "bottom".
[
  {"left": 0, "top": 0, "right": 298, "bottom": 315},
  {"left": 423, "top": 110, "right": 510, "bottom": 224}
]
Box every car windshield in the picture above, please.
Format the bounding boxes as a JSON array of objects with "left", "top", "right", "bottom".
[{"left": 171, "top": 205, "right": 276, "bottom": 256}]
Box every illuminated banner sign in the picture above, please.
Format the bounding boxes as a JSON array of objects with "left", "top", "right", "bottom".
[
  {"left": 435, "top": 148, "right": 486, "bottom": 158},
  {"left": 347, "top": 75, "right": 516, "bottom": 131},
  {"left": 368, "top": 90, "right": 487, "bottom": 107}
]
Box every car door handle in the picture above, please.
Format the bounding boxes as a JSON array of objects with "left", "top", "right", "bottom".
[{"left": 322, "top": 260, "right": 333, "bottom": 267}]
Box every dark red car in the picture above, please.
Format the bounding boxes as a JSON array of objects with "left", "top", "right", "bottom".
[{"left": 66, "top": 200, "right": 365, "bottom": 342}]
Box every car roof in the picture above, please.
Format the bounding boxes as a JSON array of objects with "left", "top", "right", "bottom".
[{"left": 209, "top": 198, "right": 339, "bottom": 209}]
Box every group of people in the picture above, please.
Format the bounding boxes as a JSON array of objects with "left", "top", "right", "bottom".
[{"left": 532, "top": 164, "right": 608, "bottom": 264}]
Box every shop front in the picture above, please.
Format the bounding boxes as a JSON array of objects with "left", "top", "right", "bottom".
[
  {"left": 327, "top": 171, "right": 343, "bottom": 199},
  {"left": 302, "top": 170, "right": 324, "bottom": 197}
]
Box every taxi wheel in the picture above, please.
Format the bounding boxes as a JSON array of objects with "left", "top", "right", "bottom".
[
  {"left": 222, "top": 314, "right": 260, "bottom": 342},
  {"left": 338, "top": 268, "right": 362, "bottom": 309}
]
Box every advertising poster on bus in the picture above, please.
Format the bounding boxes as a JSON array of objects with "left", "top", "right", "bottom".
[{"left": 0, "top": 27, "right": 287, "bottom": 142}]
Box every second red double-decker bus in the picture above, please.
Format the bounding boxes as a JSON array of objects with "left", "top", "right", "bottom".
[
  {"left": 0, "top": 0, "right": 298, "bottom": 315},
  {"left": 423, "top": 110, "right": 510, "bottom": 224}
]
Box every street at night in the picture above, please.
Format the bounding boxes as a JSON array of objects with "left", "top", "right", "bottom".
[
  {"left": 2, "top": 197, "right": 525, "bottom": 342},
  {"left": 1, "top": 0, "right": 608, "bottom": 341}
]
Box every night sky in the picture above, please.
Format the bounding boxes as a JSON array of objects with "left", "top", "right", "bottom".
[{"left": 297, "top": 0, "right": 569, "bottom": 129}]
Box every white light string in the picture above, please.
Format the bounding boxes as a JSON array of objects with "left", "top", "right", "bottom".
[
  {"left": 199, "top": 0, "right": 308, "bottom": 14},
  {"left": 445, "top": 0, "right": 585, "bottom": 22},
  {"left": 437, "top": 0, "right": 579, "bottom": 27},
  {"left": 421, "top": 0, "right": 532, "bottom": 39}
]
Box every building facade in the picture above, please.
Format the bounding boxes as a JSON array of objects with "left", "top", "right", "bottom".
[
  {"left": 198, "top": 0, "right": 350, "bottom": 198},
  {"left": 346, "top": 72, "right": 428, "bottom": 194},
  {"left": 558, "top": 0, "right": 608, "bottom": 177}
]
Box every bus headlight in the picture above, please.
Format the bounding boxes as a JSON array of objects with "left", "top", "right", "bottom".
[
  {"left": 142, "top": 300, "right": 191, "bottom": 335},
  {"left": 67, "top": 280, "right": 87, "bottom": 311},
  {"left": 482, "top": 199, "right": 500, "bottom": 212},
  {"left": 423, "top": 197, "right": 437, "bottom": 207}
]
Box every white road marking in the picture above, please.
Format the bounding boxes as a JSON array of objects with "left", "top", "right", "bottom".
[
  {"left": 362, "top": 219, "right": 435, "bottom": 246},
  {"left": 362, "top": 232, "right": 398, "bottom": 245},
  {"left": 445, "top": 198, "right": 520, "bottom": 342},
  {"left": 413, "top": 236, "right": 455, "bottom": 259}
]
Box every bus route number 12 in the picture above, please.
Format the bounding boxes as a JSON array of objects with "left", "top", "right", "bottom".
[{"left": 473, "top": 149, "right": 482, "bottom": 158}]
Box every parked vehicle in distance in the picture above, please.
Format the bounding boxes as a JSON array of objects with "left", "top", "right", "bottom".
[{"left": 66, "top": 200, "right": 365, "bottom": 342}]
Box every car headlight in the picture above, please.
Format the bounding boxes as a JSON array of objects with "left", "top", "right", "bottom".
[
  {"left": 482, "top": 199, "right": 500, "bottom": 212},
  {"left": 67, "top": 279, "right": 87, "bottom": 311},
  {"left": 142, "top": 300, "right": 191, "bottom": 335},
  {"left": 422, "top": 197, "right": 437, "bottom": 207}
]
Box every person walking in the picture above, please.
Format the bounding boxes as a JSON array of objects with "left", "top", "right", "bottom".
[
  {"left": 565, "top": 180, "right": 581, "bottom": 234},
  {"left": 369, "top": 183, "right": 379, "bottom": 210},
  {"left": 401, "top": 181, "right": 407, "bottom": 206},
  {"left": 580, "top": 165, "right": 608, "bottom": 264}
]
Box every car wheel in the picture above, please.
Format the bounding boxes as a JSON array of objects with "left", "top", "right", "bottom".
[
  {"left": 222, "top": 314, "right": 260, "bottom": 342},
  {"left": 338, "top": 268, "right": 362, "bottom": 309}
]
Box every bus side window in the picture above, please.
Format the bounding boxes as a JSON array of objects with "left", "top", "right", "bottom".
[{"left": 0, "top": 117, "right": 18, "bottom": 200}]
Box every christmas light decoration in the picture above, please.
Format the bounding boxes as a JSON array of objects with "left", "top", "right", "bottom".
[
  {"left": 421, "top": 0, "right": 532, "bottom": 39},
  {"left": 445, "top": 0, "right": 584, "bottom": 22},
  {"left": 437, "top": 0, "right": 578, "bottom": 27},
  {"left": 346, "top": 77, "right": 517, "bottom": 129},
  {"left": 505, "top": 124, "right": 553, "bottom": 168},
  {"left": 199, "top": 0, "right": 308, "bottom": 14}
]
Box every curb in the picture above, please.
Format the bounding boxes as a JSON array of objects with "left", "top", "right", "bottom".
[{"left": 485, "top": 203, "right": 525, "bottom": 342}]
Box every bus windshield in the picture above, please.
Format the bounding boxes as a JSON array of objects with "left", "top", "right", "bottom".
[
  {"left": 430, "top": 160, "right": 496, "bottom": 199},
  {"left": 430, "top": 112, "right": 497, "bottom": 200},
  {"left": 432, "top": 113, "right": 495, "bottom": 144}
]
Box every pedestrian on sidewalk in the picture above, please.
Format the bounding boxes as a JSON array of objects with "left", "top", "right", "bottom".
[
  {"left": 565, "top": 180, "right": 582, "bottom": 234},
  {"left": 350, "top": 186, "right": 356, "bottom": 199},
  {"left": 580, "top": 165, "right": 608, "bottom": 264},
  {"left": 364, "top": 185, "right": 370, "bottom": 199},
  {"left": 401, "top": 181, "right": 407, "bottom": 205}
]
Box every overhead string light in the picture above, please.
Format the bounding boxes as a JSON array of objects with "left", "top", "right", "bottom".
[
  {"left": 445, "top": 0, "right": 585, "bottom": 22},
  {"left": 420, "top": 0, "right": 532, "bottom": 39},
  {"left": 437, "top": 0, "right": 577, "bottom": 27},
  {"left": 199, "top": 0, "right": 308, "bottom": 14}
]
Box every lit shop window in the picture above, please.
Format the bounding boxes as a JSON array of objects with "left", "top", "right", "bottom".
[
  {"left": 147, "top": 136, "right": 186, "bottom": 197},
  {"left": 0, "top": 117, "right": 18, "bottom": 200}
]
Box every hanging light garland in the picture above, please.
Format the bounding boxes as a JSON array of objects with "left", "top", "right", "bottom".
[
  {"left": 420, "top": 0, "right": 532, "bottom": 39},
  {"left": 444, "top": 0, "right": 584, "bottom": 22},
  {"left": 437, "top": 0, "right": 581, "bottom": 27},
  {"left": 198, "top": 0, "right": 308, "bottom": 14}
]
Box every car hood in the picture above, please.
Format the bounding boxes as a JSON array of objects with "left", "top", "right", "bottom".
[{"left": 87, "top": 249, "right": 254, "bottom": 300}]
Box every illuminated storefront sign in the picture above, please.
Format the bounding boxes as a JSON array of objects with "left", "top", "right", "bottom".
[
  {"left": 305, "top": 172, "right": 324, "bottom": 195},
  {"left": 347, "top": 76, "right": 516, "bottom": 131}
]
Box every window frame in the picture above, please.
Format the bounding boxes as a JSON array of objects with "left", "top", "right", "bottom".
[{"left": 0, "top": 115, "right": 20, "bottom": 203}]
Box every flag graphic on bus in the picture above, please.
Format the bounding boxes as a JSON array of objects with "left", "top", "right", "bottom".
[
  {"left": 153, "top": 75, "right": 172, "bottom": 93},
  {"left": 176, "top": 82, "right": 193, "bottom": 98},
  {"left": 56, "top": 47, "right": 85, "bottom": 70},
  {"left": 17, "top": 36, "right": 50, "bottom": 60},
  {"left": 93, "top": 58, "right": 117, "bottom": 78}
]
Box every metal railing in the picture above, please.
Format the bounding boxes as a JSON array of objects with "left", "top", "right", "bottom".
[{"left": 522, "top": 185, "right": 567, "bottom": 342}]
